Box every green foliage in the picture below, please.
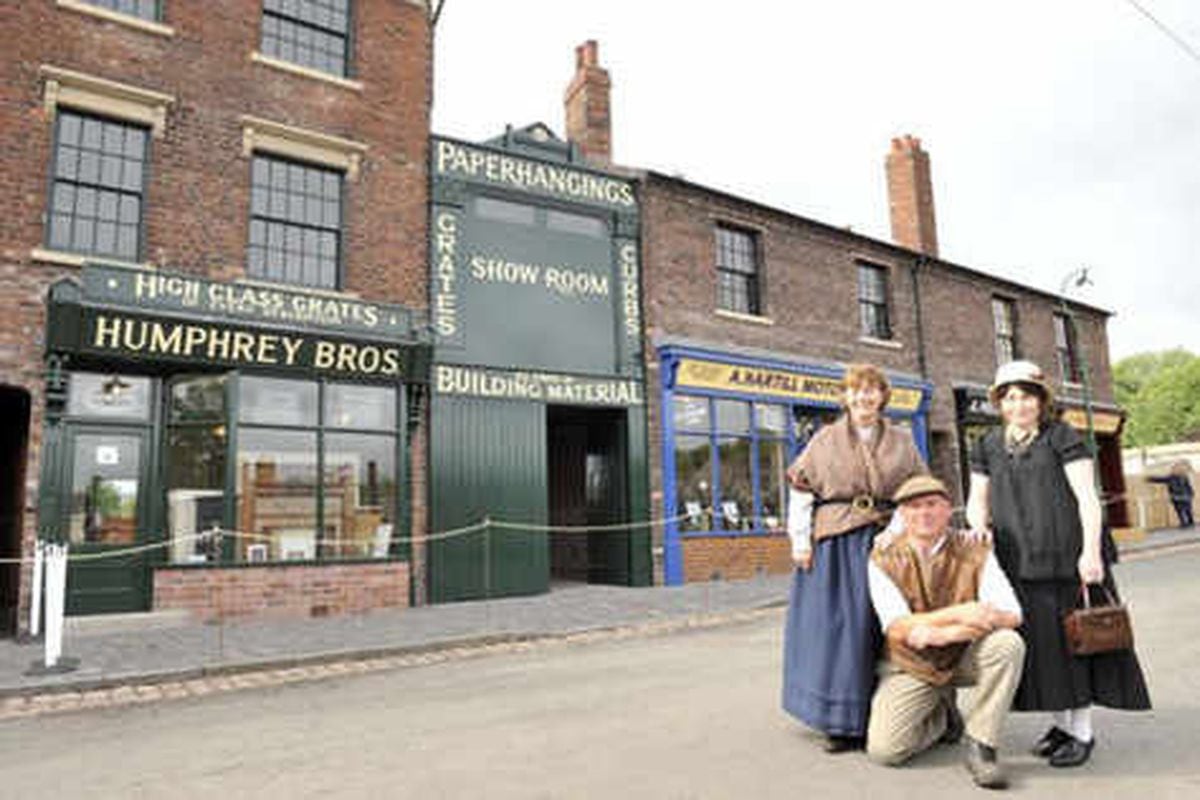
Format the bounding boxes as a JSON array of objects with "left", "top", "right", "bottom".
[{"left": 1115, "top": 349, "right": 1200, "bottom": 446}]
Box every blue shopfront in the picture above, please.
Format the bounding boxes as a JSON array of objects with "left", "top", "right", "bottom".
[{"left": 657, "top": 344, "right": 932, "bottom": 585}]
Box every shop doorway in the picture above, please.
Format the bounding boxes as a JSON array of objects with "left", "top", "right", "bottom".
[
  {"left": 0, "top": 386, "right": 30, "bottom": 636},
  {"left": 547, "top": 406, "right": 628, "bottom": 585},
  {"left": 62, "top": 426, "right": 151, "bottom": 615}
]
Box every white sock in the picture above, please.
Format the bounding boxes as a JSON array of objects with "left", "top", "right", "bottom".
[
  {"left": 1053, "top": 710, "right": 1071, "bottom": 732},
  {"left": 1069, "top": 706, "right": 1093, "bottom": 743}
]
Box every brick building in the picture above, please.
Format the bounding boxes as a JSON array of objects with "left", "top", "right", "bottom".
[
  {"left": 0, "top": 0, "right": 433, "bottom": 629},
  {"left": 558, "top": 43, "right": 1124, "bottom": 586}
]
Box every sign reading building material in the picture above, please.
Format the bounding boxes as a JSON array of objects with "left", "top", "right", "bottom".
[
  {"left": 674, "top": 358, "right": 924, "bottom": 413},
  {"left": 434, "top": 364, "right": 644, "bottom": 407}
]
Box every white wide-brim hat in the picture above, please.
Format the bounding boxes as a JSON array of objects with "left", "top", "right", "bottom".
[{"left": 989, "top": 360, "right": 1054, "bottom": 407}]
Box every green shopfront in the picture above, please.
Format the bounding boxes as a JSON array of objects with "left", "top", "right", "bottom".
[
  {"left": 428, "top": 130, "right": 650, "bottom": 602},
  {"left": 40, "top": 264, "right": 429, "bottom": 616}
]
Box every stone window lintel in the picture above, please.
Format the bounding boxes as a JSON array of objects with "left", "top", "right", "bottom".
[
  {"left": 41, "top": 64, "right": 174, "bottom": 138},
  {"left": 240, "top": 115, "right": 367, "bottom": 179}
]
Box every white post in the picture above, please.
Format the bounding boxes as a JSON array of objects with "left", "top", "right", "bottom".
[
  {"left": 29, "top": 540, "right": 44, "bottom": 638},
  {"left": 43, "top": 544, "right": 68, "bottom": 669}
]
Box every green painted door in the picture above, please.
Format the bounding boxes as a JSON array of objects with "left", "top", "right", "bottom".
[
  {"left": 429, "top": 397, "right": 549, "bottom": 602},
  {"left": 62, "top": 427, "right": 151, "bottom": 615}
]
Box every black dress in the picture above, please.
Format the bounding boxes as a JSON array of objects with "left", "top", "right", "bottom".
[{"left": 971, "top": 422, "right": 1150, "bottom": 712}]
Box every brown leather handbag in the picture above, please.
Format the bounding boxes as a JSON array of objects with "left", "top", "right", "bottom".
[{"left": 1063, "top": 583, "right": 1134, "bottom": 656}]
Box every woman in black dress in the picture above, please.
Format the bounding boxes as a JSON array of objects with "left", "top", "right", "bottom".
[{"left": 966, "top": 360, "right": 1150, "bottom": 767}]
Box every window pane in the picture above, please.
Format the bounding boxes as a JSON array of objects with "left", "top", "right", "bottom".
[
  {"left": 475, "top": 196, "right": 536, "bottom": 226},
  {"left": 674, "top": 434, "right": 712, "bottom": 532},
  {"left": 325, "top": 383, "right": 396, "bottom": 430},
  {"left": 717, "top": 438, "right": 753, "bottom": 531},
  {"left": 82, "top": 0, "right": 159, "bottom": 21},
  {"left": 248, "top": 155, "right": 342, "bottom": 289},
  {"left": 714, "top": 399, "right": 750, "bottom": 434},
  {"left": 324, "top": 433, "right": 396, "bottom": 559},
  {"left": 67, "top": 373, "right": 152, "bottom": 420},
  {"left": 546, "top": 209, "right": 606, "bottom": 238},
  {"left": 237, "top": 429, "right": 319, "bottom": 563},
  {"left": 755, "top": 403, "right": 787, "bottom": 436},
  {"left": 169, "top": 374, "right": 227, "bottom": 422},
  {"left": 166, "top": 427, "right": 227, "bottom": 564},
  {"left": 239, "top": 376, "right": 318, "bottom": 426},
  {"left": 758, "top": 439, "right": 788, "bottom": 530},
  {"left": 672, "top": 395, "right": 710, "bottom": 431}
]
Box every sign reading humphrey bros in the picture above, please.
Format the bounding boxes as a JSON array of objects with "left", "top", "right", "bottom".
[{"left": 431, "top": 137, "right": 641, "bottom": 377}]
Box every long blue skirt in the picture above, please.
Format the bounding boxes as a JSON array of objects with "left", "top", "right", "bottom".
[{"left": 781, "top": 524, "right": 881, "bottom": 737}]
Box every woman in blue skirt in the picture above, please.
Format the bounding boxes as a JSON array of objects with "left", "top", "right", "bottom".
[{"left": 782, "top": 364, "right": 928, "bottom": 752}]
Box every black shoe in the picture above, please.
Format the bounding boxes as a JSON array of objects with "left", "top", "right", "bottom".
[
  {"left": 823, "top": 734, "right": 865, "bottom": 754},
  {"left": 940, "top": 699, "right": 964, "bottom": 745},
  {"left": 1031, "top": 726, "right": 1073, "bottom": 758},
  {"left": 963, "top": 736, "right": 1008, "bottom": 789},
  {"left": 1048, "top": 736, "right": 1094, "bottom": 768}
]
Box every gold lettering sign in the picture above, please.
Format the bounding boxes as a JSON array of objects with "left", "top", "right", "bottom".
[
  {"left": 1061, "top": 408, "right": 1123, "bottom": 435},
  {"left": 88, "top": 313, "right": 403, "bottom": 378},
  {"left": 674, "top": 358, "right": 923, "bottom": 413}
]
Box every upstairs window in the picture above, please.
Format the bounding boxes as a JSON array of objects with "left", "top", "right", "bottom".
[
  {"left": 992, "top": 297, "right": 1018, "bottom": 366},
  {"left": 857, "top": 263, "right": 892, "bottom": 340},
  {"left": 715, "top": 225, "right": 761, "bottom": 316},
  {"left": 247, "top": 155, "right": 343, "bottom": 290},
  {"left": 47, "top": 110, "right": 148, "bottom": 261},
  {"left": 261, "top": 0, "right": 352, "bottom": 78},
  {"left": 1054, "top": 313, "right": 1081, "bottom": 384},
  {"left": 79, "top": 0, "right": 161, "bottom": 21}
]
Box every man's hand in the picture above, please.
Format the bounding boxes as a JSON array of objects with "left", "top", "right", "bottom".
[{"left": 955, "top": 527, "right": 993, "bottom": 545}]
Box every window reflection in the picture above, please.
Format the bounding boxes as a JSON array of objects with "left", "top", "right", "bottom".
[
  {"left": 675, "top": 434, "right": 712, "bottom": 532},
  {"left": 237, "top": 429, "right": 319, "bottom": 562},
  {"left": 324, "top": 434, "right": 396, "bottom": 558}
]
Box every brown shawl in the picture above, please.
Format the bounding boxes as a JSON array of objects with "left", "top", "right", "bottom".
[{"left": 786, "top": 415, "right": 927, "bottom": 540}]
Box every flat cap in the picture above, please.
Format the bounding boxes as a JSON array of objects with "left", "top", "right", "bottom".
[{"left": 893, "top": 475, "right": 951, "bottom": 505}]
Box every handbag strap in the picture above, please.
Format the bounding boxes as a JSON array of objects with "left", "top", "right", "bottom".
[{"left": 1078, "top": 582, "right": 1118, "bottom": 609}]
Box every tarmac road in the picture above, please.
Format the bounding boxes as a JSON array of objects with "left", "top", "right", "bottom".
[{"left": 0, "top": 549, "right": 1197, "bottom": 799}]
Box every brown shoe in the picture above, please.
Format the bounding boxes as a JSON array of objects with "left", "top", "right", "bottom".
[{"left": 964, "top": 736, "right": 1009, "bottom": 789}]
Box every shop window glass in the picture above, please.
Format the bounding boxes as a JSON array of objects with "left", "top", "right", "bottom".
[
  {"left": 237, "top": 428, "right": 319, "bottom": 562},
  {"left": 324, "top": 433, "right": 395, "bottom": 558},
  {"left": 717, "top": 438, "right": 753, "bottom": 530},
  {"left": 754, "top": 403, "right": 787, "bottom": 436},
  {"left": 674, "top": 434, "right": 712, "bottom": 532},
  {"left": 325, "top": 383, "right": 395, "bottom": 430},
  {"left": 68, "top": 433, "right": 141, "bottom": 545},
  {"left": 239, "top": 375, "right": 318, "bottom": 426},
  {"left": 672, "top": 395, "right": 709, "bottom": 431},
  {"left": 758, "top": 439, "right": 788, "bottom": 531},
  {"left": 714, "top": 399, "right": 750, "bottom": 434},
  {"left": 67, "top": 373, "right": 152, "bottom": 420},
  {"left": 166, "top": 375, "right": 228, "bottom": 563}
]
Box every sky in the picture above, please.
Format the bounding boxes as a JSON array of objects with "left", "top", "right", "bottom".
[{"left": 430, "top": 1, "right": 1200, "bottom": 361}]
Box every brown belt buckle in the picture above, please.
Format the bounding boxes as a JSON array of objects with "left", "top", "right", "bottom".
[{"left": 852, "top": 494, "right": 875, "bottom": 513}]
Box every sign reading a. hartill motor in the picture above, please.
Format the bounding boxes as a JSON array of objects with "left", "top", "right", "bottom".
[{"left": 84, "top": 310, "right": 408, "bottom": 378}]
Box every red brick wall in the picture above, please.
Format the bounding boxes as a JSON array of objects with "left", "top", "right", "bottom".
[
  {"left": 639, "top": 173, "right": 1118, "bottom": 581},
  {"left": 682, "top": 535, "right": 792, "bottom": 583},
  {"left": 154, "top": 561, "right": 410, "bottom": 621},
  {"left": 1, "top": 1, "right": 432, "bottom": 622}
]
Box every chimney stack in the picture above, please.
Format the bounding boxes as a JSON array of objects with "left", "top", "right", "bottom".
[
  {"left": 564, "top": 40, "right": 612, "bottom": 166},
  {"left": 885, "top": 135, "right": 939, "bottom": 257}
]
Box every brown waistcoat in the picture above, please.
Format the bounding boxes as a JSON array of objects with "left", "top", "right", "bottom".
[
  {"left": 870, "top": 533, "right": 992, "bottom": 685},
  {"left": 786, "top": 416, "right": 927, "bottom": 541}
]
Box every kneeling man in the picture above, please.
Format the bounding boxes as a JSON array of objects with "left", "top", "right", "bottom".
[{"left": 866, "top": 476, "right": 1025, "bottom": 789}]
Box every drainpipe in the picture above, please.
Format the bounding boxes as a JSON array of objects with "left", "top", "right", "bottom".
[{"left": 910, "top": 256, "right": 929, "bottom": 379}]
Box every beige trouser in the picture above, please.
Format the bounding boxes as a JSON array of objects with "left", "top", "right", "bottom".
[{"left": 867, "top": 628, "right": 1026, "bottom": 766}]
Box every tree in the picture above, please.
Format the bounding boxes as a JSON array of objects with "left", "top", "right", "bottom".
[{"left": 1115, "top": 349, "right": 1200, "bottom": 446}]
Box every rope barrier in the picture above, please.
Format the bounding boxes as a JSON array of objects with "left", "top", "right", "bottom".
[{"left": 1, "top": 486, "right": 1188, "bottom": 566}]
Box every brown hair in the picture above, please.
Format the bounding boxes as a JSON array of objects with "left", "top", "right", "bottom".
[
  {"left": 995, "top": 382, "right": 1055, "bottom": 424},
  {"left": 842, "top": 363, "right": 891, "bottom": 409}
]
